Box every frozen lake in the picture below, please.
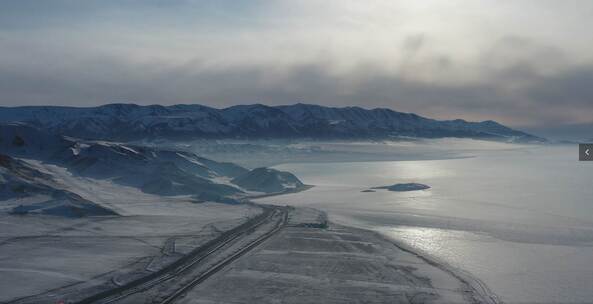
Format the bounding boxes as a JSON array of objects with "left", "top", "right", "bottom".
[{"left": 256, "top": 143, "right": 593, "bottom": 303}]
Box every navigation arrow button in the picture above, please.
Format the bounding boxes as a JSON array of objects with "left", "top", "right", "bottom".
[{"left": 580, "top": 144, "right": 593, "bottom": 161}]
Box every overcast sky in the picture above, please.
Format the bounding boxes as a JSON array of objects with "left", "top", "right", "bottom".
[{"left": 1, "top": 0, "right": 592, "bottom": 131}]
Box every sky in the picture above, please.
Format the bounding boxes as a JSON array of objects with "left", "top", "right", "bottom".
[{"left": 0, "top": 0, "right": 592, "bottom": 135}]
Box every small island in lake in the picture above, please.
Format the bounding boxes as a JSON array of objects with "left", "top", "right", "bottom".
[{"left": 369, "top": 183, "right": 430, "bottom": 192}]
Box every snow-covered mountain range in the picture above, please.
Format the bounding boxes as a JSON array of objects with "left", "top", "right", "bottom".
[
  {"left": 0, "top": 103, "right": 544, "bottom": 142},
  {"left": 0, "top": 123, "right": 305, "bottom": 216}
]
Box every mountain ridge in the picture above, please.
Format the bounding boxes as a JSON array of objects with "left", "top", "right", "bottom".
[
  {"left": 0, "top": 123, "right": 306, "bottom": 209},
  {"left": 0, "top": 103, "right": 545, "bottom": 142}
]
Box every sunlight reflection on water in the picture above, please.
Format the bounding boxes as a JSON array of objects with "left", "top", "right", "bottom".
[
  {"left": 380, "top": 160, "right": 454, "bottom": 180},
  {"left": 256, "top": 144, "right": 593, "bottom": 303}
]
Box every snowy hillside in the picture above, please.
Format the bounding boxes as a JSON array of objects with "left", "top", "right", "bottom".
[
  {"left": 0, "top": 103, "right": 544, "bottom": 142},
  {"left": 0, "top": 123, "right": 307, "bottom": 210},
  {"left": 231, "top": 167, "right": 305, "bottom": 193},
  {"left": 0, "top": 154, "right": 116, "bottom": 217}
]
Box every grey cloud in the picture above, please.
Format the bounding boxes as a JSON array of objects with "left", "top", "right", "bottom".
[
  {"left": 525, "top": 68, "right": 593, "bottom": 107},
  {"left": 401, "top": 34, "right": 426, "bottom": 61},
  {"left": 0, "top": 0, "right": 271, "bottom": 31},
  {"left": 0, "top": 48, "right": 591, "bottom": 129}
]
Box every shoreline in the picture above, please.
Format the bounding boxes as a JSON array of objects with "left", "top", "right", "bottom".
[
  {"left": 250, "top": 185, "right": 501, "bottom": 303},
  {"left": 367, "top": 226, "right": 502, "bottom": 304},
  {"left": 303, "top": 210, "right": 503, "bottom": 304},
  {"left": 243, "top": 184, "right": 315, "bottom": 200},
  {"left": 250, "top": 184, "right": 501, "bottom": 303},
  {"left": 0, "top": 200, "right": 501, "bottom": 303},
  {"left": 180, "top": 205, "right": 500, "bottom": 303}
]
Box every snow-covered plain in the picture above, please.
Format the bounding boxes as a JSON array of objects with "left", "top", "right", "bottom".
[
  {"left": 255, "top": 141, "right": 593, "bottom": 303},
  {"left": 177, "top": 209, "right": 492, "bottom": 304},
  {"left": 0, "top": 169, "right": 261, "bottom": 302}
]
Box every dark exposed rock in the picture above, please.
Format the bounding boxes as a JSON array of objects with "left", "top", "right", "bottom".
[{"left": 371, "top": 183, "right": 430, "bottom": 192}]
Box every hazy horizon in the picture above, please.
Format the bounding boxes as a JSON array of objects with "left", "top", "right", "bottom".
[{"left": 1, "top": 1, "right": 592, "bottom": 133}]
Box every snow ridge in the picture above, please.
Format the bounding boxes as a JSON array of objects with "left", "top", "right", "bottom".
[{"left": 0, "top": 103, "right": 544, "bottom": 142}]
